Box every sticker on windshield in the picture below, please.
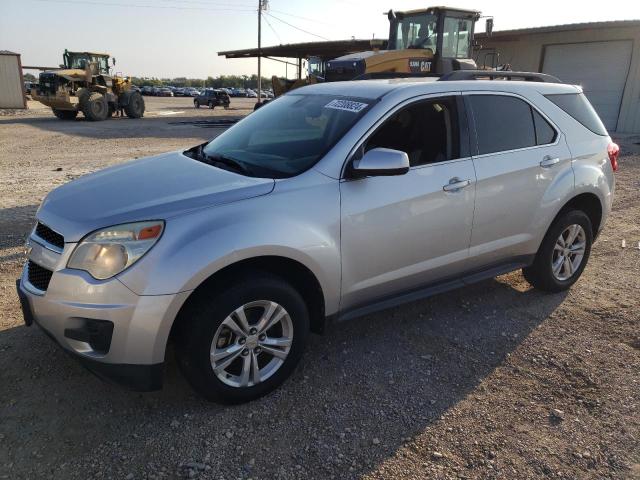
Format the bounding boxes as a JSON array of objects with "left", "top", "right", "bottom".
[{"left": 324, "top": 99, "right": 368, "bottom": 113}]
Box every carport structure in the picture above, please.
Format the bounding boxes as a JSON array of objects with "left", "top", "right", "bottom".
[{"left": 218, "top": 39, "right": 384, "bottom": 79}]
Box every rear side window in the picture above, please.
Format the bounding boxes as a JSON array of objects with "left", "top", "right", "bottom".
[
  {"left": 545, "top": 93, "right": 607, "bottom": 136},
  {"left": 469, "top": 95, "right": 536, "bottom": 155},
  {"left": 533, "top": 110, "right": 557, "bottom": 145}
]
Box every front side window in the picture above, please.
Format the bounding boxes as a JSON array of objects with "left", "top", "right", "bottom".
[
  {"left": 201, "top": 94, "right": 374, "bottom": 178},
  {"left": 441, "top": 17, "right": 473, "bottom": 58},
  {"left": 365, "top": 97, "right": 460, "bottom": 167}
]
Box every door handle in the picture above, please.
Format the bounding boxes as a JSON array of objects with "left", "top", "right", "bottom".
[
  {"left": 540, "top": 156, "right": 560, "bottom": 168},
  {"left": 443, "top": 178, "right": 471, "bottom": 192}
]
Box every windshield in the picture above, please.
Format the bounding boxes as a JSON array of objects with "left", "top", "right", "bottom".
[
  {"left": 200, "top": 94, "right": 374, "bottom": 178},
  {"left": 67, "top": 54, "right": 109, "bottom": 73},
  {"left": 391, "top": 13, "right": 438, "bottom": 50}
]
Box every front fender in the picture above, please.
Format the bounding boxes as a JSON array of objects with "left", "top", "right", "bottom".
[{"left": 116, "top": 172, "right": 341, "bottom": 315}]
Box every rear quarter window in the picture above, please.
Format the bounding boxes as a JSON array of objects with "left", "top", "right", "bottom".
[{"left": 545, "top": 93, "right": 608, "bottom": 136}]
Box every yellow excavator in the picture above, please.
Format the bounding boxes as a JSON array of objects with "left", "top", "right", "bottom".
[{"left": 325, "top": 6, "right": 485, "bottom": 81}]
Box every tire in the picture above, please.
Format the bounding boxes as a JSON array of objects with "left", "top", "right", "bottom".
[
  {"left": 76, "top": 88, "right": 90, "bottom": 106},
  {"left": 194, "top": 101, "right": 200, "bottom": 108},
  {"left": 523, "top": 210, "right": 593, "bottom": 292},
  {"left": 124, "top": 91, "right": 145, "bottom": 118},
  {"left": 208, "top": 101, "right": 214, "bottom": 109},
  {"left": 81, "top": 92, "right": 108, "bottom": 121},
  {"left": 175, "top": 273, "right": 309, "bottom": 404},
  {"left": 52, "top": 109, "right": 78, "bottom": 120}
]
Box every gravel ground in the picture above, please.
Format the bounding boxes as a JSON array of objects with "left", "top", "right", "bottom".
[{"left": 0, "top": 97, "right": 639, "bottom": 480}]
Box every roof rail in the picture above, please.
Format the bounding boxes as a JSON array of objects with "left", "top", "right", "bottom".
[{"left": 439, "top": 70, "right": 562, "bottom": 83}]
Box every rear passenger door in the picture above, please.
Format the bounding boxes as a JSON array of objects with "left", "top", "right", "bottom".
[{"left": 464, "top": 92, "right": 573, "bottom": 269}]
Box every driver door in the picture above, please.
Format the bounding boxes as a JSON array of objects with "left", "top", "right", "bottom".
[{"left": 340, "top": 95, "right": 476, "bottom": 311}]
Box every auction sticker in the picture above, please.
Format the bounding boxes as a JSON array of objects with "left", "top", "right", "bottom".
[{"left": 324, "top": 99, "right": 369, "bottom": 113}]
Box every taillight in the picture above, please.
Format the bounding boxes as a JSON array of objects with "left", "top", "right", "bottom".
[{"left": 607, "top": 142, "right": 619, "bottom": 172}]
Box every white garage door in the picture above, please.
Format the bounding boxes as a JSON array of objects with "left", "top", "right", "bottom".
[{"left": 542, "top": 41, "right": 632, "bottom": 131}]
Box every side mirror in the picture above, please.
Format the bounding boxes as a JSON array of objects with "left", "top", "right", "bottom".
[{"left": 350, "top": 148, "right": 409, "bottom": 178}]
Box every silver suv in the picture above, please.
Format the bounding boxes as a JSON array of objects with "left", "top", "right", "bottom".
[{"left": 17, "top": 74, "right": 617, "bottom": 403}]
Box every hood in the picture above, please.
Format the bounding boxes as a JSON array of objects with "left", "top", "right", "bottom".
[
  {"left": 37, "top": 151, "right": 275, "bottom": 242},
  {"left": 330, "top": 51, "right": 384, "bottom": 62},
  {"left": 41, "top": 69, "right": 87, "bottom": 80}
]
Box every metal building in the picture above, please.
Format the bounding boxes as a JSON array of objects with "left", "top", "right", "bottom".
[
  {"left": 0, "top": 50, "right": 26, "bottom": 109},
  {"left": 476, "top": 21, "right": 640, "bottom": 133}
]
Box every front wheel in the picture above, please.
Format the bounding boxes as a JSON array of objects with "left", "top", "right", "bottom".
[
  {"left": 81, "top": 92, "right": 108, "bottom": 121},
  {"left": 175, "top": 273, "right": 309, "bottom": 403},
  {"left": 523, "top": 210, "right": 593, "bottom": 292}
]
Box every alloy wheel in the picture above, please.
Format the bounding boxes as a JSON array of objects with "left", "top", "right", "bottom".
[
  {"left": 210, "top": 300, "right": 293, "bottom": 388},
  {"left": 551, "top": 224, "right": 586, "bottom": 281}
]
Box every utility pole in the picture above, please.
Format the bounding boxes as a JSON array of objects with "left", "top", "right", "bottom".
[{"left": 257, "top": 0, "right": 267, "bottom": 104}]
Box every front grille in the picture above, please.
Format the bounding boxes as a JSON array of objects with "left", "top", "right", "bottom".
[
  {"left": 35, "top": 222, "right": 64, "bottom": 249},
  {"left": 27, "top": 261, "right": 53, "bottom": 292}
]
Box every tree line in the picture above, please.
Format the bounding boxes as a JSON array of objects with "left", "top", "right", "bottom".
[
  {"left": 130, "top": 75, "right": 273, "bottom": 89},
  {"left": 23, "top": 72, "right": 273, "bottom": 90}
]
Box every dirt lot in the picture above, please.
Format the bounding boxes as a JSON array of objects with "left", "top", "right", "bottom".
[{"left": 0, "top": 97, "right": 639, "bottom": 480}]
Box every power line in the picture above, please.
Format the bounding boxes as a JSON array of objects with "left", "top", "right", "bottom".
[
  {"left": 269, "top": 8, "right": 332, "bottom": 25},
  {"left": 264, "top": 12, "right": 330, "bottom": 41},
  {"left": 158, "top": 0, "right": 255, "bottom": 6},
  {"left": 262, "top": 14, "right": 282, "bottom": 44},
  {"left": 34, "top": 0, "right": 256, "bottom": 12}
]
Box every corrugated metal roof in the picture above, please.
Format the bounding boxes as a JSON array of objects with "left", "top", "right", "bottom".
[
  {"left": 219, "top": 39, "right": 385, "bottom": 60},
  {"left": 0, "top": 50, "right": 20, "bottom": 56},
  {"left": 476, "top": 19, "right": 640, "bottom": 39}
]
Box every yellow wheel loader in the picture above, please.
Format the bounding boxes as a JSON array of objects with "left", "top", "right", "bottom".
[
  {"left": 325, "top": 6, "right": 485, "bottom": 81},
  {"left": 32, "top": 50, "right": 144, "bottom": 121}
]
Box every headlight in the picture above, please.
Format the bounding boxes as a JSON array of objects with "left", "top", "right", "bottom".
[{"left": 68, "top": 221, "right": 164, "bottom": 280}]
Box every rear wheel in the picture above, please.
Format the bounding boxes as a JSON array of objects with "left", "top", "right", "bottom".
[
  {"left": 52, "top": 109, "right": 78, "bottom": 120},
  {"left": 523, "top": 210, "right": 593, "bottom": 292},
  {"left": 124, "top": 91, "right": 145, "bottom": 118},
  {"left": 81, "top": 92, "right": 108, "bottom": 121},
  {"left": 175, "top": 273, "right": 309, "bottom": 403}
]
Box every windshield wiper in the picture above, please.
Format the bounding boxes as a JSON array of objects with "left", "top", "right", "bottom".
[
  {"left": 203, "top": 153, "right": 253, "bottom": 176},
  {"left": 185, "top": 143, "right": 253, "bottom": 176}
]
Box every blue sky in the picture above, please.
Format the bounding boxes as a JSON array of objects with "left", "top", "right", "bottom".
[{"left": 2, "top": 0, "right": 639, "bottom": 79}]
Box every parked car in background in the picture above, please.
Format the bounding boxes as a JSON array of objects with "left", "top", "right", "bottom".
[
  {"left": 16, "top": 74, "right": 616, "bottom": 404},
  {"left": 194, "top": 89, "right": 230, "bottom": 109},
  {"left": 185, "top": 88, "right": 200, "bottom": 97},
  {"left": 157, "top": 88, "right": 173, "bottom": 97},
  {"left": 141, "top": 86, "right": 154, "bottom": 96},
  {"left": 246, "top": 89, "right": 257, "bottom": 98},
  {"left": 174, "top": 88, "right": 186, "bottom": 97}
]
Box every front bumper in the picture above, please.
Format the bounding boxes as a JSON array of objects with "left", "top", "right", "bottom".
[{"left": 17, "top": 256, "right": 190, "bottom": 391}]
